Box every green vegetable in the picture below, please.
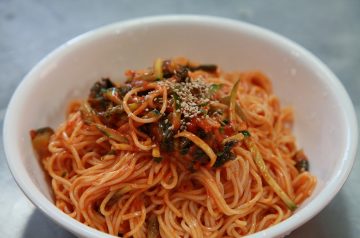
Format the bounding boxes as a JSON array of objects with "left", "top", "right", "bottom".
[
  {"left": 229, "top": 79, "right": 242, "bottom": 128},
  {"left": 220, "top": 95, "right": 247, "bottom": 122},
  {"left": 220, "top": 119, "right": 229, "bottom": 126},
  {"left": 80, "top": 102, "right": 98, "bottom": 124},
  {"left": 294, "top": 150, "right": 310, "bottom": 173},
  {"left": 118, "top": 85, "right": 132, "bottom": 97},
  {"left": 178, "top": 138, "right": 192, "bottom": 155},
  {"left": 245, "top": 137, "right": 297, "bottom": 211},
  {"left": 89, "top": 78, "right": 115, "bottom": 99},
  {"left": 193, "top": 147, "right": 210, "bottom": 165},
  {"left": 209, "top": 84, "right": 223, "bottom": 95},
  {"left": 213, "top": 140, "right": 237, "bottom": 168},
  {"left": 144, "top": 109, "right": 161, "bottom": 118},
  {"left": 171, "top": 93, "right": 182, "bottom": 130},
  {"left": 159, "top": 118, "right": 175, "bottom": 152},
  {"left": 295, "top": 159, "right": 309, "bottom": 172},
  {"left": 240, "top": 130, "right": 251, "bottom": 138},
  {"left": 88, "top": 78, "right": 116, "bottom": 112},
  {"left": 103, "top": 88, "right": 122, "bottom": 104},
  {"left": 128, "top": 102, "right": 141, "bottom": 111},
  {"left": 154, "top": 58, "right": 163, "bottom": 81},
  {"left": 94, "top": 123, "right": 128, "bottom": 143},
  {"left": 173, "top": 93, "right": 181, "bottom": 110},
  {"left": 98, "top": 105, "right": 124, "bottom": 119},
  {"left": 153, "top": 157, "right": 163, "bottom": 163}
]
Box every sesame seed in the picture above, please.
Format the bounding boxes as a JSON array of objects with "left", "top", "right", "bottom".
[{"left": 157, "top": 77, "right": 215, "bottom": 130}]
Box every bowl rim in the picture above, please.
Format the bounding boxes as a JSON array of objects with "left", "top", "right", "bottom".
[{"left": 3, "top": 14, "right": 358, "bottom": 238}]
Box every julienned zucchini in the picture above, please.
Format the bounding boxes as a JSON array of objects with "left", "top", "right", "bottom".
[{"left": 244, "top": 137, "right": 297, "bottom": 211}]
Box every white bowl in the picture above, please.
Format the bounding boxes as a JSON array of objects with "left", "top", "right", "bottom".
[{"left": 3, "top": 15, "right": 358, "bottom": 238}]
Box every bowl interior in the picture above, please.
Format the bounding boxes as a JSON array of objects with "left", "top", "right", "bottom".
[{"left": 4, "top": 16, "right": 356, "bottom": 238}]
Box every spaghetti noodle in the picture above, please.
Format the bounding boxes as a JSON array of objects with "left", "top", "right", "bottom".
[{"left": 30, "top": 57, "right": 316, "bottom": 237}]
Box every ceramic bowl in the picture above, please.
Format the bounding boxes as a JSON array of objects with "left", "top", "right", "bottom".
[{"left": 3, "top": 15, "right": 358, "bottom": 238}]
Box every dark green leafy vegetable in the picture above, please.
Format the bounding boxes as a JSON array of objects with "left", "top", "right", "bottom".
[
  {"left": 193, "top": 147, "right": 210, "bottom": 165},
  {"left": 90, "top": 78, "right": 115, "bottom": 98},
  {"left": 213, "top": 140, "right": 237, "bottom": 168},
  {"left": 178, "top": 138, "right": 192, "bottom": 155},
  {"left": 88, "top": 78, "right": 116, "bottom": 112},
  {"left": 159, "top": 118, "right": 175, "bottom": 152},
  {"left": 197, "top": 128, "right": 207, "bottom": 140},
  {"left": 240, "top": 130, "right": 251, "bottom": 138},
  {"left": 294, "top": 150, "right": 309, "bottom": 172},
  {"left": 187, "top": 147, "right": 211, "bottom": 172},
  {"left": 153, "top": 157, "right": 163, "bottom": 163},
  {"left": 295, "top": 160, "right": 309, "bottom": 172}
]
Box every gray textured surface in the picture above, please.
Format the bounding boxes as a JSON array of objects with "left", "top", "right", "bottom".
[{"left": 1, "top": 0, "right": 359, "bottom": 237}]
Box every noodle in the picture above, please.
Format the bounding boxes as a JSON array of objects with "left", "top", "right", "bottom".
[{"left": 31, "top": 57, "right": 316, "bottom": 237}]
